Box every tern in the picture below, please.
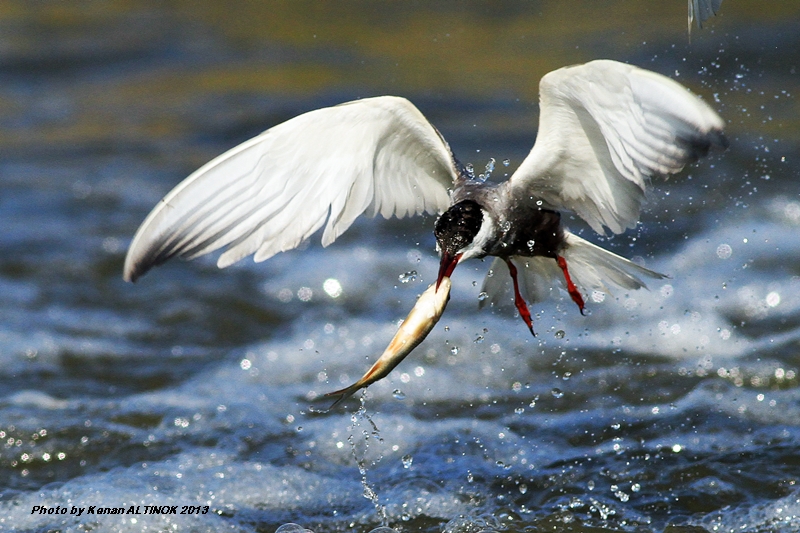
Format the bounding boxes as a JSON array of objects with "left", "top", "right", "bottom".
[{"left": 124, "top": 59, "right": 726, "bottom": 398}]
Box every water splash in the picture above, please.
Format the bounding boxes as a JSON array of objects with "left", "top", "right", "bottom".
[
  {"left": 347, "top": 393, "right": 387, "bottom": 526},
  {"left": 398, "top": 270, "right": 417, "bottom": 284},
  {"left": 478, "top": 158, "right": 496, "bottom": 181}
]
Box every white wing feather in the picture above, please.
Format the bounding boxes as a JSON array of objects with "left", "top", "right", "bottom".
[
  {"left": 123, "top": 96, "right": 457, "bottom": 281},
  {"left": 508, "top": 59, "right": 727, "bottom": 235}
]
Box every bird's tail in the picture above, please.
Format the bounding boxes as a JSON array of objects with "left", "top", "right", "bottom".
[
  {"left": 558, "top": 232, "right": 667, "bottom": 298},
  {"left": 479, "top": 232, "right": 666, "bottom": 308}
]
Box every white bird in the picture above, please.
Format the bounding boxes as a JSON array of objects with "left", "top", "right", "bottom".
[{"left": 124, "top": 59, "right": 726, "bottom": 384}]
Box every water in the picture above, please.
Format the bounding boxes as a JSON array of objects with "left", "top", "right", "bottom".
[{"left": 1, "top": 2, "right": 800, "bottom": 532}]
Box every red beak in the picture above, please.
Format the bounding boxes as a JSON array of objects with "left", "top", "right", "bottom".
[{"left": 436, "top": 251, "right": 461, "bottom": 291}]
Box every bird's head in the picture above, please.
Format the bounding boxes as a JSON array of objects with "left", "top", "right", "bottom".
[{"left": 434, "top": 200, "right": 495, "bottom": 290}]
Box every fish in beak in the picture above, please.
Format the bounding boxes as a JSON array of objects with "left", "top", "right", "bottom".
[{"left": 325, "top": 277, "right": 452, "bottom": 409}]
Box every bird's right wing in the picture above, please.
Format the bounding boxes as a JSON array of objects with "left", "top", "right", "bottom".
[
  {"left": 123, "top": 96, "right": 457, "bottom": 282},
  {"left": 507, "top": 60, "right": 727, "bottom": 236}
]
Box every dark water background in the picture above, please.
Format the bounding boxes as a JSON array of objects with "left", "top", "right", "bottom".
[{"left": 1, "top": 2, "right": 800, "bottom": 532}]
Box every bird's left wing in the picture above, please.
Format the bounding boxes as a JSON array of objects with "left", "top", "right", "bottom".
[
  {"left": 507, "top": 60, "right": 727, "bottom": 236},
  {"left": 123, "top": 96, "right": 457, "bottom": 282}
]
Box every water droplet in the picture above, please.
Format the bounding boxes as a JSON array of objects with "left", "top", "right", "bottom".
[
  {"left": 519, "top": 483, "right": 528, "bottom": 494},
  {"left": 587, "top": 480, "right": 595, "bottom": 491},
  {"left": 502, "top": 158, "right": 510, "bottom": 167},
  {"left": 402, "top": 454, "right": 413, "bottom": 468},
  {"left": 555, "top": 330, "right": 565, "bottom": 339},
  {"left": 514, "top": 407, "right": 525, "bottom": 414},
  {"left": 474, "top": 335, "right": 484, "bottom": 344},
  {"left": 527, "top": 239, "right": 536, "bottom": 251},
  {"left": 482, "top": 158, "right": 495, "bottom": 180},
  {"left": 477, "top": 291, "right": 489, "bottom": 301},
  {"left": 392, "top": 389, "right": 406, "bottom": 400},
  {"left": 465, "top": 163, "right": 475, "bottom": 177},
  {"left": 323, "top": 278, "right": 343, "bottom": 298},
  {"left": 450, "top": 346, "right": 459, "bottom": 355},
  {"left": 297, "top": 287, "right": 313, "bottom": 302},
  {"left": 551, "top": 388, "right": 564, "bottom": 399},
  {"left": 467, "top": 472, "right": 474, "bottom": 483},
  {"left": 398, "top": 270, "right": 417, "bottom": 283}
]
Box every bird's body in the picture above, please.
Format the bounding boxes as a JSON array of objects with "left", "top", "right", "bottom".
[
  {"left": 124, "top": 59, "right": 727, "bottom": 402},
  {"left": 448, "top": 180, "right": 564, "bottom": 260},
  {"left": 434, "top": 179, "right": 580, "bottom": 333}
]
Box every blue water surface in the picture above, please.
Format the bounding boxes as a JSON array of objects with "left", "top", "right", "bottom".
[{"left": 1, "top": 3, "right": 799, "bottom": 532}]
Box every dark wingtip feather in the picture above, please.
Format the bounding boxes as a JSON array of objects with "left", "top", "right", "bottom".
[
  {"left": 712, "top": 130, "right": 730, "bottom": 150},
  {"left": 122, "top": 244, "right": 173, "bottom": 283},
  {"left": 683, "top": 127, "right": 728, "bottom": 163},
  {"left": 122, "top": 263, "right": 143, "bottom": 283},
  {"left": 122, "top": 255, "right": 152, "bottom": 283}
]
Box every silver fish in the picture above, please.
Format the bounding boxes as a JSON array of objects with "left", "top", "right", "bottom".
[{"left": 325, "top": 277, "right": 451, "bottom": 408}]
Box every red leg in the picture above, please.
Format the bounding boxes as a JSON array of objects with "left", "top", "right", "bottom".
[
  {"left": 556, "top": 255, "right": 585, "bottom": 315},
  {"left": 504, "top": 259, "right": 535, "bottom": 336}
]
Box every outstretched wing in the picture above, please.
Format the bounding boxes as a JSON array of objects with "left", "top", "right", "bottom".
[
  {"left": 123, "top": 96, "right": 457, "bottom": 282},
  {"left": 507, "top": 59, "right": 727, "bottom": 235}
]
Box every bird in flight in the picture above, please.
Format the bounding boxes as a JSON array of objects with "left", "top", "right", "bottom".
[{"left": 124, "top": 59, "right": 727, "bottom": 403}]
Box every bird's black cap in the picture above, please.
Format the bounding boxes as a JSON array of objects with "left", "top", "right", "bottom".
[
  {"left": 434, "top": 199, "right": 484, "bottom": 289},
  {"left": 434, "top": 200, "right": 483, "bottom": 255}
]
